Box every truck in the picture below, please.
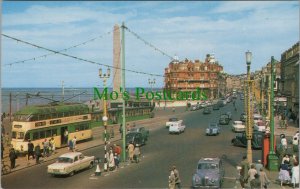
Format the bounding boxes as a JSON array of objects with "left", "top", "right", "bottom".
[{"left": 169, "top": 121, "right": 186, "bottom": 134}]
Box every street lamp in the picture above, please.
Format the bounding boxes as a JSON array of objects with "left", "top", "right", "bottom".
[
  {"left": 267, "top": 56, "right": 279, "bottom": 171},
  {"left": 148, "top": 78, "right": 156, "bottom": 107},
  {"left": 245, "top": 51, "right": 253, "bottom": 164},
  {"left": 99, "top": 67, "right": 110, "bottom": 172}
]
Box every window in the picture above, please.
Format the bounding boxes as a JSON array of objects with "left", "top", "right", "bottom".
[
  {"left": 74, "top": 156, "right": 78, "bottom": 162},
  {"left": 12, "top": 132, "right": 17, "bottom": 139},
  {"left": 50, "top": 119, "right": 61, "bottom": 125},
  {"left": 40, "top": 131, "right": 45, "bottom": 139},
  {"left": 83, "top": 115, "right": 88, "bottom": 120},
  {"left": 35, "top": 121, "right": 46, "bottom": 127},
  {"left": 79, "top": 154, "right": 84, "bottom": 160},
  {"left": 45, "top": 130, "right": 52, "bottom": 138},
  {"left": 52, "top": 129, "right": 57, "bottom": 136},
  {"left": 14, "top": 125, "right": 22, "bottom": 128},
  {"left": 33, "top": 132, "right": 39, "bottom": 140}
]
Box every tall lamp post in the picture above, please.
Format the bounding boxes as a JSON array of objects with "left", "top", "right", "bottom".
[
  {"left": 99, "top": 67, "right": 110, "bottom": 172},
  {"left": 267, "top": 56, "right": 279, "bottom": 171},
  {"left": 245, "top": 51, "right": 253, "bottom": 164}
]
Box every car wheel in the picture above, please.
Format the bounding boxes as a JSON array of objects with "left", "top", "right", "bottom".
[
  {"left": 89, "top": 162, "right": 94, "bottom": 169},
  {"left": 69, "top": 171, "right": 75, "bottom": 177}
]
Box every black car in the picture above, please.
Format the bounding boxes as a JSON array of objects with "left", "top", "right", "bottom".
[
  {"left": 125, "top": 132, "right": 146, "bottom": 147},
  {"left": 231, "top": 131, "right": 263, "bottom": 149},
  {"left": 128, "top": 127, "right": 149, "bottom": 141},
  {"left": 219, "top": 114, "right": 230, "bottom": 125},
  {"left": 212, "top": 104, "right": 220, "bottom": 110},
  {"left": 203, "top": 107, "right": 211, "bottom": 114},
  {"left": 240, "top": 113, "right": 246, "bottom": 122}
]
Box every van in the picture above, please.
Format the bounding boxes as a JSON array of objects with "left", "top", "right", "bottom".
[{"left": 169, "top": 122, "right": 186, "bottom": 134}]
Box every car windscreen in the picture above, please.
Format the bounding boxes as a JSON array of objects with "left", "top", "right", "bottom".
[
  {"left": 169, "top": 118, "right": 178, "bottom": 121},
  {"left": 57, "top": 157, "right": 73, "bottom": 163},
  {"left": 198, "top": 163, "right": 218, "bottom": 170}
]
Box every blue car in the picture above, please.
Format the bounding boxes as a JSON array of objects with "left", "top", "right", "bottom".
[{"left": 206, "top": 123, "right": 220, "bottom": 136}]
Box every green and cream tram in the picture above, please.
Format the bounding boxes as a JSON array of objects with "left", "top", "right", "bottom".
[{"left": 11, "top": 103, "right": 92, "bottom": 154}]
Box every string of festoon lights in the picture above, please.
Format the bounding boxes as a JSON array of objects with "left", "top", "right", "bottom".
[
  {"left": 2, "top": 33, "right": 164, "bottom": 78},
  {"left": 3, "top": 27, "right": 118, "bottom": 67}
]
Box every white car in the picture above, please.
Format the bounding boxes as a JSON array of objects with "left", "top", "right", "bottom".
[
  {"left": 169, "top": 122, "right": 185, "bottom": 134},
  {"left": 47, "top": 152, "right": 95, "bottom": 176},
  {"left": 232, "top": 121, "right": 245, "bottom": 132},
  {"left": 166, "top": 118, "right": 183, "bottom": 128},
  {"left": 254, "top": 121, "right": 266, "bottom": 132}
]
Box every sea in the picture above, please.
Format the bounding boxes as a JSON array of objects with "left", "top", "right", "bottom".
[{"left": 1, "top": 87, "right": 156, "bottom": 114}]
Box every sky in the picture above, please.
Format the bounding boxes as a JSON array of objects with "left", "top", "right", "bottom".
[{"left": 1, "top": 1, "right": 299, "bottom": 88}]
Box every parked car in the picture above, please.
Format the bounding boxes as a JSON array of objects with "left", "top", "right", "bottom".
[
  {"left": 240, "top": 113, "right": 246, "bottom": 122},
  {"left": 128, "top": 126, "right": 149, "bottom": 141},
  {"left": 226, "top": 112, "right": 232, "bottom": 120},
  {"left": 219, "top": 114, "right": 230, "bottom": 125},
  {"left": 191, "top": 105, "right": 198, "bottom": 111},
  {"left": 206, "top": 122, "right": 220, "bottom": 136},
  {"left": 254, "top": 121, "right": 266, "bottom": 132},
  {"left": 126, "top": 132, "right": 147, "bottom": 147},
  {"left": 192, "top": 157, "right": 224, "bottom": 188},
  {"left": 231, "top": 121, "right": 246, "bottom": 132},
  {"left": 212, "top": 104, "right": 220, "bottom": 110},
  {"left": 47, "top": 152, "right": 95, "bottom": 176},
  {"left": 203, "top": 107, "right": 212, "bottom": 114},
  {"left": 166, "top": 117, "right": 183, "bottom": 128},
  {"left": 231, "top": 131, "right": 263, "bottom": 149},
  {"left": 169, "top": 121, "right": 186, "bottom": 134}
]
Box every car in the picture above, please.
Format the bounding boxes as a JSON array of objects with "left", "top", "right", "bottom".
[
  {"left": 219, "top": 114, "right": 230, "bottom": 125},
  {"left": 212, "top": 104, "right": 219, "bottom": 110},
  {"left": 166, "top": 117, "right": 183, "bottom": 128},
  {"left": 126, "top": 132, "right": 147, "bottom": 147},
  {"left": 203, "top": 107, "right": 211, "bottom": 114},
  {"left": 192, "top": 157, "right": 224, "bottom": 188},
  {"left": 240, "top": 113, "right": 246, "bottom": 122},
  {"left": 231, "top": 121, "right": 246, "bottom": 132},
  {"left": 200, "top": 103, "right": 207, "bottom": 108},
  {"left": 217, "top": 100, "right": 224, "bottom": 107},
  {"left": 231, "top": 131, "right": 263, "bottom": 149},
  {"left": 190, "top": 105, "right": 198, "bottom": 111},
  {"left": 254, "top": 121, "right": 266, "bottom": 132},
  {"left": 128, "top": 126, "right": 149, "bottom": 141},
  {"left": 169, "top": 121, "right": 186, "bottom": 134},
  {"left": 206, "top": 123, "right": 220, "bottom": 136},
  {"left": 226, "top": 112, "right": 232, "bottom": 120},
  {"left": 206, "top": 101, "right": 212, "bottom": 106},
  {"left": 47, "top": 152, "right": 95, "bottom": 176}
]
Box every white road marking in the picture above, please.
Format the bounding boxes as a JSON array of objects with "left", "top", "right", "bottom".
[{"left": 89, "top": 177, "right": 98, "bottom": 180}]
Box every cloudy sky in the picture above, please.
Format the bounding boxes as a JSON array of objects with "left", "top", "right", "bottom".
[{"left": 2, "top": 1, "right": 299, "bottom": 88}]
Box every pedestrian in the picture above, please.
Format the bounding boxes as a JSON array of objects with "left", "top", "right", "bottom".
[
  {"left": 259, "top": 168, "right": 270, "bottom": 189},
  {"left": 240, "top": 156, "right": 250, "bottom": 188},
  {"left": 9, "top": 147, "right": 17, "bottom": 169},
  {"left": 114, "top": 152, "right": 120, "bottom": 169},
  {"left": 250, "top": 173, "right": 261, "bottom": 189},
  {"left": 280, "top": 135, "right": 288, "bottom": 150},
  {"left": 168, "top": 169, "right": 176, "bottom": 189},
  {"left": 108, "top": 149, "right": 115, "bottom": 171},
  {"left": 27, "top": 139, "right": 35, "bottom": 161},
  {"left": 248, "top": 164, "right": 258, "bottom": 183},
  {"left": 173, "top": 166, "right": 181, "bottom": 189},
  {"left": 34, "top": 144, "right": 41, "bottom": 164},
  {"left": 293, "top": 131, "right": 299, "bottom": 153},
  {"left": 72, "top": 136, "right": 77, "bottom": 151},
  {"left": 255, "top": 160, "right": 263, "bottom": 175},
  {"left": 281, "top": 154, "right": 290, "bottom": 165},
  {"left": 68, "top": 139, "right": 73, "bottom": 151},
  {"left": 291, "top": 162, "right": 299, "bottom": 188},
  {"left": 50, "top": 137, "right": 56, "bottom": 154},
  {"left": 113, "top": 144, "right": 121, "bottom": 159},
  {"left": 127, "top": 141, "right": 135, "bottom": 162},
  {"left": 133, "top": 146, "right": 141, "bottom": 163},
  {"left": 43, "top": 139, "right": 49, "bottom": 157},
  {"left": 278, "top": 160, "right": 291, "bottom": 186},
  {"left": 64, "top": 129, "right": 69, "bottom": 144}
]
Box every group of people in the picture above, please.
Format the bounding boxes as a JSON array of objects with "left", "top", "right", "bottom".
[
  {"left": 168, "top": 166, "right": 181, "bottom": 189},
  {"left": 239, "top": 156, "right": 270, "bottom": 189},
  {"left": 68, "top": 136, "right": 77, "bottom": 152},
  {"left": 106, "top": 144, "right": 122, "bottom": 171},
  {"left": 278, "top": 154, "right": 299, "bottom": 188}
]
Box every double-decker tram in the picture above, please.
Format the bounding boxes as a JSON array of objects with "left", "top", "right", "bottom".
[{"left": 11, "top": 103, "right": 92, "bottom": 154}]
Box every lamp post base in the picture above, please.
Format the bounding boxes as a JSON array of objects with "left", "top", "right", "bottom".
[{"left": 267, "top": 153, "right": 279, "bottom": 171}]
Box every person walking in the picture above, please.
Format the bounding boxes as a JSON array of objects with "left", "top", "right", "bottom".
[
  {"left": 64, "top": 129, "right": 69, "bottom": 144},
  {"left": 240, "top": 156, "right": 250, "bottom": 188},
  {"left": 250, "top": 174, "right": 261, "bottom": 189},
  {"left": 50, "top": 137, "right": 56, "bottom": 154},
  {"left": 133, "top": 146, "right": 141, "bottom": 163},
  {"left": 291, "top": 162, "right": 299, "bottom": 188},
  {"left": 173, "top": 166, "right": 181, "bottom": 189},
  {"left": 259, "top": 168, "right": 270, "bottom": 189},
  {"left": 127, "top": 142, "right": 135, "bottom": 162},
  {"left": 168, "top": 169, "right": 176, "bottom": 189},
  {"left": 248, "top": 164, "right": 258, "bottom": 183},
  {"left": 72, "top": 136, "right": 77, "bottom": 151},
  {"left": 68, "top": 139, "right": 73, "bottom": 151},
  {"left": 34, "top": 144, "right": 41, "bottom": 164},
  {"left": 9, "top": 148, "right": 17, "bottom": 169},
  {"left": 255, "top": 160, "right": 263, "bottom": 175},
  {"left": 43, "top": 139, "right": 49, "bottom": 157},
  {"left": 27, "top": 140, "right": 35, "bottom": 161},
  {"left": 108, "top": 149, "right": 115, "bottom": 171},
  {"left": 281, "top": 135, "right": 288, "bottom": 150}
]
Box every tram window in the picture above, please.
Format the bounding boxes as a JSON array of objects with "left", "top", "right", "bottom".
[
  {"left": 45, "top": 130, "right": 51, "bottom": 137},
  {"left": 83, "top": 116, "right": 88, "bottom": 120},
  {"left": 40, "top": 131, "right": 45, "bottom": 138},
  {"left": 17, "top": 132, "right": 24, "bottom": 139},
  {"left": 24, "top": 132, "right": 30, "bottom": 141},
  {"left": 12, "top": 132, "right": 17, "bottom": 139},
  {"left": 58, "top": 112, "right": 64, "bottom": 118},
  {"left": 52, "top": 129, "right": 57, "bottom": 136},
  {"left": 38, "top": 114, "right": 45, "bottom": 121},
  {"left": 33, "top": 132, "right": 39, "bottom": 140}
]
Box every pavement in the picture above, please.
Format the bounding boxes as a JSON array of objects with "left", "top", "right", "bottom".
[{"left": 2, "top": 103, "right": 299, "bottom": 189}]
